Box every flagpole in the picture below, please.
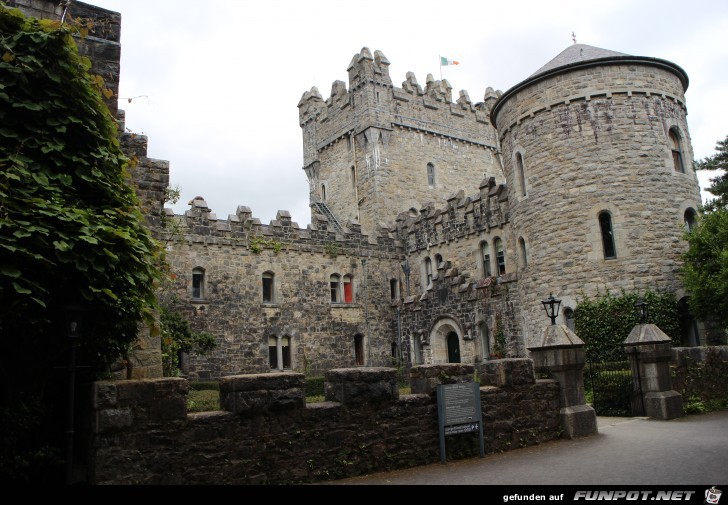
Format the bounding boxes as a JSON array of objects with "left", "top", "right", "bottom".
[{"left": 439, "top": 55, "right": 442, "bottom": 80}]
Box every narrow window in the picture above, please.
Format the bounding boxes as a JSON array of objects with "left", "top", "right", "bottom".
[
  {"left": 268, "top": 336, "right": 278, "bottom": 369},
  {"left": 425, "top": 257, "right": 433, "bottom": 287},
  {"left": 390, "top": 279, "right": 399, "bottom": 301},
  {"left": 354, "top": 334, "right": 365, "bottom": 366},
  {"left": 564, "top": 308, "right": 575, "bottom": 332},
  {"left": 343, "top": 274, "right": 354, "bottom": 303},
  {"left": 262, "top": 272, "right": 274, "bottom": 303},
  {"left": 351, "top": 166, "right": 357, "bottom": 189},
  {"left": 281, "top": 336, "right": 291, "bottom": 369},
  {"left": 192, "top": 267, "right": 205, "bottom": 300},
  {"left": 435, "top": 254, "right": 444, "bottom": 269},
  {"left": 519, "top": 237, "right": 528, "bottom": 269},
  {"left": 516, "top": 152, "right": 527, "bottom": 196},
  {"left": 481, "top": 241, "right": 492, "bottom": 277},
  {"left": 684, "top": 208, "right": 697, "bottom": 232},
  {"left": 669, "top": 129, "right": 685, "bottom": 173},
  {"left": 330, "top": 274, "right": 341, "bottom": 303},
  {"left": 427, "top": 163, "right": 435, "bottom": 187},
  {"left": 480, "top": 323, "right": 491, "bottom": 360},
  {"left": 376, "top": 91, "right": 380, "bottom": 103},
  {"left": 494, "top": 238, "right": 506, "bottom": 275},
  {"left": 321, "top": 184, "right": 326, "bottom": 201},
  {"left": 599, "top": 211, "right": 617, "bottom": 259}
]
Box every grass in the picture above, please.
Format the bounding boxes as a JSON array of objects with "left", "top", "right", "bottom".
[{"left": 186, "top": 382, "right": 412, "bottom": 412}]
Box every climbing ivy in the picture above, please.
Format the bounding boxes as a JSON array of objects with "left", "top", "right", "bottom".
[
  {"left": 0, "top": 6, "right": 167, "bottom": 483},
  {"left": 574, "top": 289, "right": 681, "bottom": 361},
  {"left": 249, "top": 235, "right": 283, "bottom": 254}
]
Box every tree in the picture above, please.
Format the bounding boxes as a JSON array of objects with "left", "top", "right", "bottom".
[
  {"left": 680, "top": 134, "right": 728, "bottom": 334},
  {"left": 681, "top": 208, "right": 728, "bottom": 332},
  {"left": 0, "top": 7, "right": 163, "bottom": 482},
  {"left": 695, "top": 134, "right": 728, "bottom": 211}
]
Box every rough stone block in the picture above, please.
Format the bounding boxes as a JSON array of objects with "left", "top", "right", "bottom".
[
  {"left": 324, "top": 367, "right": 399, "bottom": 405},
  {"left": 644, "top": 391, "right": 683, "bottom": 420},
  {"left": 560, "top": 404, "right": 597, "bottom": 439},
  {"left": 219, "top": 373, "right": 306, "bottom": 414}
]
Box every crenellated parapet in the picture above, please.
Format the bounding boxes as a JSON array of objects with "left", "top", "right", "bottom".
[
  {"left": 394, "top": 177, "right": 510, "bottom": 255},
  {"left": 298, "top": 47, "right": 503, "bottom": 160},
  {"left": 163, "top": 197, "right": 400, "bottom": 258}
]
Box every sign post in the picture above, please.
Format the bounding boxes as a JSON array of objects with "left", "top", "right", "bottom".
[{"left": 437, "top": 381, "right": 484, "bottom": 464}]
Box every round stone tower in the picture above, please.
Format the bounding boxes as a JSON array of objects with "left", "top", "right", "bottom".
[{"left": 491, "top": 44, "right": 703, "bottom": 349}]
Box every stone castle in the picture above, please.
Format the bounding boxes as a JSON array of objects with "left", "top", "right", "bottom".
[{"left": 10, "top": 1, "right": 714, "bottom": 381}]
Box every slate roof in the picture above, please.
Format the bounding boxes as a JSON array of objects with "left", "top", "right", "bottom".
[{"left": 529, "top": 44, "right": 629, "bottom": 79}]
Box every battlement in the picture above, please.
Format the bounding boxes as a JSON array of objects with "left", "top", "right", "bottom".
[
  {"left": 298, "top": 47, "right": 503, "bottom": 163},
  {"left": 394, "top": 177, "right": 510, "bottom": 254},
  {"left": 163, "top": 197, "right": 401, "bottom": 257}
]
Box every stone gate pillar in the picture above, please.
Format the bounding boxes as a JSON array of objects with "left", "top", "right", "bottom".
[
  {"left": 528, "top": 324, "right": 597, "bottom": 438},
  {"left": 624, "top": 324, "right": 683, "bottom": 420}
]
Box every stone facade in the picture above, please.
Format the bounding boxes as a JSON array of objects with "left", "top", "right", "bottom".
[
  {"left": 13, "top": 1, "right": 718, "bottom": 382},
  {"left": 162, "top": 43, "right": 712, "bottom": 379}
]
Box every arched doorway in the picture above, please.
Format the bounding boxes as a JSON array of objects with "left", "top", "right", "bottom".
[
  {"left": 447, "top": 332, "right": 461, "bottom": 363},
  {"left": 428, "top": 317, "right": 464, "bottom": 364}
]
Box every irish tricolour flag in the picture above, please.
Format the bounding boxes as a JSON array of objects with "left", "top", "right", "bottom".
[{"left": 440, "top": 56, "right": 459, "bottom": 66}]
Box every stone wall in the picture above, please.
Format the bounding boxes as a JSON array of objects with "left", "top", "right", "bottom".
[
  {"left": 162, "top": 200, "right": 404, "bottom": 378},
  {"left": 87, "top": 363, "right": 561, "bottom": 485},
  {"left": 671, "top": 346, "right": 728, "bottom": 407}
]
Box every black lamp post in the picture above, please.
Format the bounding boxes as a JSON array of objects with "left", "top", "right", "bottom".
[
  {"left": 541, "top": 293, "right": 561, "bottom": 325},
  {"left": 636, "top": 298, "right": 649, "bottom": 324},
  {"left": 64, "top": 304, "right": 85, "bottom": 485}
]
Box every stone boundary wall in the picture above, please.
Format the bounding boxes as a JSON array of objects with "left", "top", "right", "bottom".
[
  {"left": 671, "top": 346, "right": 728, "bottom": 406},
  {"left": 88, "top": 361, "right": 561, "bottom": 485}
]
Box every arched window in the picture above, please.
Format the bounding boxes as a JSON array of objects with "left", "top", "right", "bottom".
[
  {"left": 321, "top": 184, "right": 327, "bottom": 201},
  {"left": 564, "top": 308, "right": 575, "bottom": 332},
  {"left": 494, "top": 238, "right": 506, "bottom": 275},
  {"left": 427, "top": 162, "right": 435, "bottom": 187},
  {"left": 481, "top": 241, "right": 492, "bottom": 277},
  {"left": 424, "top": 257, "right": 433, "bottom": 288},
  {"left": 684, "top": 208, "right": 697, "bottom": 232},
  {"left": 330, "top": 274, "right": 341, "bottom": 303},
  {"left": 343, "top": 274, "right": 354, "bottom": 303},
  {"left": 262, "top": 271, "right": 274, "bottom": 303},
  {"left": 599, "top": 211, "right": 617, "bottom": 259},
  {"left": 669, "top": 129, "right": 685, "bottom": 173},
  {"left": 516, "top": 152, "right": 527, "bottom": 196},
  {"left": 519, "top": 237, "right": 528, "bottom": 269},
  {"left": 192, "top": 267, "right": 205, "bottom": 300}
]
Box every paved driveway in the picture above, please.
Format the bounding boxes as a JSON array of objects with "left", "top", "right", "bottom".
[{"left": 317, "top": 411, "right": 728, "bottom": 485}]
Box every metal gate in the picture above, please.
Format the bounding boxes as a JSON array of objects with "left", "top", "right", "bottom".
[{"left": 586, "top": 345, "right": 643, "bottom": 417}]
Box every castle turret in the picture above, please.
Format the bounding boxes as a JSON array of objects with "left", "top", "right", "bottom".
[
  {"left": 491, "top": 43, "right": 702, "bottom": 348},
  {"left": 300, "top": 47, "right": 504, "bottom": 237}
]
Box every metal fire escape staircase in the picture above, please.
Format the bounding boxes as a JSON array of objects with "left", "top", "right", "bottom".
[{"left": 311, "top": 201, "right": 344, "bottom": 234}]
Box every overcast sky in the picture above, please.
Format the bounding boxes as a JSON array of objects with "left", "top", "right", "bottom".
[{"left": 88, "top": 0, "right": 728, "bottom": 227}]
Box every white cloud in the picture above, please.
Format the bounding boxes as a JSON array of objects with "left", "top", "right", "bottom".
[{"left": 91, "top": 0, "right": 728, "bottom": 221}]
